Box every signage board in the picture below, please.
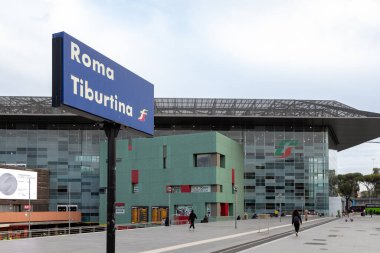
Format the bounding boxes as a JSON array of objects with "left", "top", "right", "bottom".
[
  {"left": 115, "top": 202, "right": 125, "bottom": 214},
  {"left": 0, "top": 168, "right": 37, "bottom": 200},
  {"left": 191, "top": 185, "right": 211, "bottom": 193},
  {"left": 52, "top": 32, "right": 154, "bottom": 136}
]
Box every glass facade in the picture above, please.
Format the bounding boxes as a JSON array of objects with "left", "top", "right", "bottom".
[
  {"left": 0, "top": 127, "right": 106, "bottom": 222},
  {"left": 155, "top": 126, "right": 329, "bottom": 215},
  {"left": 0, "top": 125, "right": 329, "bottom": 222},
  {"left": 243, "top": 126, "right": 329, "bottom": 215},
  {"left": 1, "top": 97, "right": 379, "bottom": 221}
]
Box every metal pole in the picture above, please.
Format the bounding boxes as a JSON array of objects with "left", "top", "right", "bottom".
[
  {"left": 28, "top": 177, "right": 31, "bottom": 238},
  {"left": 243, "top": 132, "right": 247, "bottom": 214},
  {"left": 168, "top": 186, "right": 171, "bottom": 226},
  {"left": 104, "top": 123, "right": 120, "bottom": 253},
  {"left": 369, "top": 190, "right": 371, "bottom": 204},
  {"left": 68, "top": 182, "right": 71, "bottom": 234},
  {"left": 371, "top": 158, "right": 375, "bottom": 204},
  {"left": 279, "top": 194, "right": 282, "bottom": 222},
  {"left": 234, "top": 186, "right": 238, "bottom": 229}
]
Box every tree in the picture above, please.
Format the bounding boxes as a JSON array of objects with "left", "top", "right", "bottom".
[
  {"left": 337, "top": 173, "right": 362, "bottom": 212},
  {"left": 360, "top": 174, "right": 380, "bottom": 200}
]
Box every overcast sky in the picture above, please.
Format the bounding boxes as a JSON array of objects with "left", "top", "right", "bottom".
[{"left": 0, "top": 0, "right": 379, "bottom": 174}]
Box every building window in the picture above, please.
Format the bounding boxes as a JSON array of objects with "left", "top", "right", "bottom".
[
  {"left": 211, "top": 185, "right": 224, "bottom": 192},
  {"left": 194, "top": 153, "right": 225, "bottom": 167},
  {"left": 163, "top": 145, "right": 167, "bottom": 169},
  {"left": 244, "top": 172, "right": 255, "bottom": 179},
  {"left": 99, "top": 187, "right": 106, "bottom": 194},
  {"left": 151, "top": 207, "right": 168, "bottom": 223},
  {"left": 194, "top": 153, "right": 216, "bottom": 167},
  {"left": 132, "top": 184, "right": 139, "bottom": 193},
  {"left": 131, "top": 207, "right": 148, "bottom": 223},
  {"left": 244, "top": 186, "right": 255, "bottom": 192},
  {"left": 220, "top": 154, "right": 225, "bottom": 168},
  {"left": 57, "top": 186, "right": 67, "bottom": 193}
]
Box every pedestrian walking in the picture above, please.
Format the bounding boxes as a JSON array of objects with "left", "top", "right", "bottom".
[
  {"left": 292, "top": 209, "right": 302, "bottom": 236},
  {"left": 304, "top": 209, "right": 309, "bottom": 221},
  {"left": 188, "top": 210, "right": 197, "bottom": 230}
]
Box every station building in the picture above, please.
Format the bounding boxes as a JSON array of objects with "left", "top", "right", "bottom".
[
  {"left": 1, "top": 96, "right": 380, "bottom": 222},
  {"left": 99, "top": 132, "right": 244, "bottom": 224}
]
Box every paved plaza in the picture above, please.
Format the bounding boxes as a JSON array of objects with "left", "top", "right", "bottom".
[
  {"left": 0, "top": 216, "right": 379, "bottom": 253},
  {"left": 240, "top": 215, "right": 380, "bottom": 253}
]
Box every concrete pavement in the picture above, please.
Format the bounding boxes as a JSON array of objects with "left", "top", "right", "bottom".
[
  {"left": 239, "top": 215, "right": 380, "bottom": 253},
  {"left": 0, "top": 216, "right": 378, "bottom": 253}
]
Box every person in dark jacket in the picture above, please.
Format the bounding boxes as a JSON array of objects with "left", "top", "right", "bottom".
[
  {"left": 201, "top": 215, "right": 208, "bottom": 223},
  {"left": 292, "top": 209, "right": 302, "bottom": 236},
  {"left": 188, "top": 210, "right": 197, "bottom": 230}
]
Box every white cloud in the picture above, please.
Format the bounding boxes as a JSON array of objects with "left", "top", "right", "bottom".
[
  {"left": 337, "top": 137, "right": 380, "bottom": 175},
  {"left": 195, "top": 0, "right": 380, "bottom": 71},
  {"left": 0, "top": 0, "right": 379, "bottom": 173}
]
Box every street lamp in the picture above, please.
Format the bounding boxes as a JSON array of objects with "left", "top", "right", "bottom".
[
  {"left": 372, "top": 158, "right": 375, "bottom": 170},
  {"left": 28, "top": 177, "right": 31, "bottom": 238},
  {"left": 233, "top": 185, "right": 238, "bottom": 229},
  {"left": 68, "top": 182, "right": 71, "bottom": 234},
  {"left": 167, "top": 186, "right": 172, "bottom": 226}
]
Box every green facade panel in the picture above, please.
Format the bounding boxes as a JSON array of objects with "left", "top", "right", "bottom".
[{"left": 99, "top": 132, "right": 244, "bottom": 225}]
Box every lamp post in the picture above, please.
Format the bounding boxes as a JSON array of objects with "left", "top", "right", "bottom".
[
  {"left": 372, "top": 158, "right": 375, "bottom": 171},
  {"left": 234, "top": 185, "right": 238, "bottom": 229},
  {"left": 68, "top": 182, "right": 71, "bottom": 234},
  {"left": 370, "top": 158, "right": 375, "bottom": 204},
  {"left": 28, "top": 177, "right": 31, "bottom": 238},
  {"left": 167, "top": 186, "right": 172, "bottom": 226}
]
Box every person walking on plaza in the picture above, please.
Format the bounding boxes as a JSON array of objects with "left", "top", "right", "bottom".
[
  {"left": 304, "top": 209, "right": 309, "bottom": 221},
  {"left": 292, "top": 209, "right": 302, "bottom": 236},
  {"left": 188, "top": 210, "right": 197, "bottom": 230}
]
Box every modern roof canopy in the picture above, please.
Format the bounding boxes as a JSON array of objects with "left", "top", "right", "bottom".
[
  {"left": 1, "top": 96, "right": 380, "bottom": 151},
  {"left": 154, "top": 98, "right": 380, "bottom": 118}
]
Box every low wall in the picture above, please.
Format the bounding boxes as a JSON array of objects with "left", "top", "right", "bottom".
[{"left": 0, "top": 212, "right": 81, "bottom": 223}]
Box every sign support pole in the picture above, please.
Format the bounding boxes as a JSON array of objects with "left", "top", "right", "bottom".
[{"left": 104, "top": 122, "right": 120, "bottom": 253}]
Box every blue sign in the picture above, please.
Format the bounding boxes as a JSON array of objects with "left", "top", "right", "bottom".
[{"left": 52, "top": 32, "right": 154, "bottom": 136}]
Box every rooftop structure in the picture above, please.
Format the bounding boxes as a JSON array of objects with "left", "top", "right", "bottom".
[{"left": 1, "top": 96, "right": 380, "bottom": 151}]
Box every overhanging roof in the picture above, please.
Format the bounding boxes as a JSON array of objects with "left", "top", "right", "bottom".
[{"left": 1, "top": 97, "right": 380, "bottom": 151}]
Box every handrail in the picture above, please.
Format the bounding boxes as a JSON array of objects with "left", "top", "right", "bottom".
[{"left": 0, "top": 222, "right": 165, "bottom": 240}]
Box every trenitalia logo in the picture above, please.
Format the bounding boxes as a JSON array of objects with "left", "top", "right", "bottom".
[
  {"left": 138, "top": 109, "right": 148, "bottom": 122},
  {"left": 275, "top": 140, "right": 298, "bottom": 158}
]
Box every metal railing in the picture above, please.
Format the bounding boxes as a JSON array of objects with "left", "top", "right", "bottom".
[
  {"left": 0, "top": 222, "right": 168, "bottom": 240},
  {"left": 0, "top": 225, "right": 107, "bottom": 240}
]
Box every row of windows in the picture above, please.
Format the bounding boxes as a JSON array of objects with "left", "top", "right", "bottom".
[{"left": 130, "top": 185, "right": 224, "bottom": 194}]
